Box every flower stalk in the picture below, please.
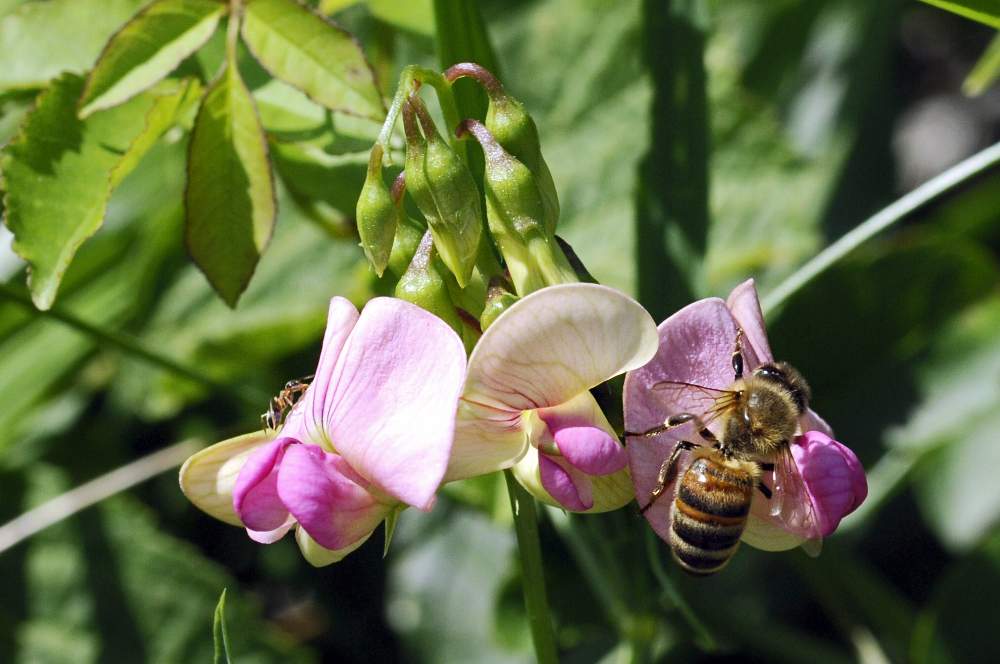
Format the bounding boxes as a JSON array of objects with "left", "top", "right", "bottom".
[{"left": 504, "top": 470, "right": 559, "bottom": 664}]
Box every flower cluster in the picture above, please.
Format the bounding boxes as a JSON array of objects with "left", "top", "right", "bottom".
[{"left": 180, "top": 63, "right": 866, "bottom": 568}]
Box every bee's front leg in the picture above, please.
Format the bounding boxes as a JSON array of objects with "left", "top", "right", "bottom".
[{"left": 639, "top": 440, "right": 697, "bottom": 514}]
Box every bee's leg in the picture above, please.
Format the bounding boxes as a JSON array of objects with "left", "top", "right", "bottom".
[
  {"left": 732, "top": 328, "right": 745, "bottom": 380},
  {"left": 625, "top": 413, "right": 719, "bottom": 446},
  {"left": 755, "top": 461, "right": 774, "bottom": 499},
  {"left": 639, "top": 440, "right": 697, "bottom": 514}
]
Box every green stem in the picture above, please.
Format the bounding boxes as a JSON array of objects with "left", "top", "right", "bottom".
[
  {"left": 763, "top": 140, "right": 1000, "bottom": 314},
  {"left": 503, "top": 470, "right": 558, "bottom": 664},
  {"left": 377, "top": 66, "right": 466, "bottom": 162},
  {"left": 0, "top": 282, "right": 263, "bottom": 409},
  {"left": 643, "top": 528, "right": 717, "bottom": 651},
  {"left": 226, "top": 0, "right": 241, "bottom": 64}
]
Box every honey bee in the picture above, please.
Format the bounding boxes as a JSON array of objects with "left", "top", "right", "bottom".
[
  {"left": 261, "top": 374, "right": 314, "bottom": 432},
  {"left": 626, "top": 330, "right": 818, "bottom": 576}
]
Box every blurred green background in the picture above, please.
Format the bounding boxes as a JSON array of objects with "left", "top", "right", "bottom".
[{"left": 1, "top": 0, "right": 998, "bottom": 662}]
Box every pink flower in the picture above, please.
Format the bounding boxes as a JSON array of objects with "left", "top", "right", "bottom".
[
  {"left": 179, "top": 297, "right": 467, "bottom": 565},
  {"left": 624, "top": 279, "right": 867, "bottom": 552},
  {"left": 446, "top": 283, "right": 660, "bottom": 512}
]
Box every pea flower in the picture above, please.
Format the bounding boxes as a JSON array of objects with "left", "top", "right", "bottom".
[
  {"left": 624, "top": 280, "right": 867, "bottom": 552},
  {"left": 179, "top": 297, "right": 467, "bottom": 566},
  {"left": 446, "top": 283, "right": 660, "bottom": 512}
]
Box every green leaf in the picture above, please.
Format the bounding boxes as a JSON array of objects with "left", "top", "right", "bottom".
[
  {"left": 185, "top": 60, "right": 276, "bottom": 307},
  {"left": 963, "top": 33, "right": 1000, "bottom": 96},
  {"left": 0, "top": 0, "right": 147, "bottom": 91},
  {"left": 213, "top": 589, "right": 233, "bottom": 664},
  {"left": 79, "top": 0, "right": 225, "bottom": 117},
  {"left": 241, "top": 0, "right": 383, "bottom": 120},
  {"left": 369, "top": 0, "right": 433, "bottom": 36},
  {"left": 1, "top": 75, "right": 198, "bottom": 309},
  {"left": 919, "top": 0, "right": 1000, "bottom": 28}
]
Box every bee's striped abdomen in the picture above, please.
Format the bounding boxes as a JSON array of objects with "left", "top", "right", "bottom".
[{"left": 669, "top": 457, "right": 753, "bottom": 576}]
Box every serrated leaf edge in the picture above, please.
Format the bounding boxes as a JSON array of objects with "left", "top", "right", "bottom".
[
  {"left": 240, "top": 0, "right": 386, "bottom": 121},
  {"left": 78, "top": 0, "right": 227, "bottom": 118}
]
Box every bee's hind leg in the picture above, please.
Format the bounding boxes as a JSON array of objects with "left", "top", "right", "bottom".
[
  {"left": 755, "top": 461, "right": 774, "bottom": 499},
  {"left": 639, "top": 440, "right": 697, "bottom": 514}
]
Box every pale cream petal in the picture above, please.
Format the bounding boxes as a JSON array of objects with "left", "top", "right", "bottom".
[
  {"left": 445, "top": 400, "right": 529, "bottom": 482},
  {"left": 512, "top": 446, "right": 634, "bottom": 514},
  {"left": 179, "top": 432, "right": 272, "bottom": 526},
  {"left": 741, "top": 498, "right": 807, "bottom": 552},
  {"left": 464, "top": 283, "right": 659, "bottom": 412},
  {"left": 295, "top": 526, "right": 372, "bottom": 567}
]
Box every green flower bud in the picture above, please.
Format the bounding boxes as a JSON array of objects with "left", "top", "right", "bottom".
[
  {"left": 356, "top": 145, "right": 397, "bottom": 276},
  {"left": 446, "top": 63, "right": 559, "bottom": 234},
  {"left": 402, "top": 95, "right": 482, "bottom": 288},
  {"left": 459, "top": 120, "right": 576, "bottom": 295},
  {"left": 479, "top": 277, "right": 520, "bottom": 331},
  {"left": 394, "top": 230, "right": 464, "bottom": 337}
]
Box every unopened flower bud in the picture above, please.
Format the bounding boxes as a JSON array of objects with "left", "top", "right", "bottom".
[
  {"left": 446, "top": 63, "right": 559, "bottom": 234},
  {"left": 356, "top": 145, "right": 397, "bottom": 276},
  {"left": 402, "top": 96, "right": 482, "bottom": 288},
  {"left": 394, "top": 230, "right": 464, "bottom": 336},
  {"left": 479, "top": 277, "right": 520, "bottom": 331},
  {"left": 458, "top": 120, "right": 576, "bottom": 294}
]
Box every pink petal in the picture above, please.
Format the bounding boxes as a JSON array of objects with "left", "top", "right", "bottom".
[
  {"left": 624, "top": 298, "right": 741, "bottom": 537},
  {"left": 627, "top": 434, "right": 693, "bottom": 540},
  {"left": 538, "top": 454, "right": 591, "bottom": 511},
  {"left": 276, "top": 443, "right": 391, "bottom": 551},
  {"left": 552, "top": 426, "right": 626, "bottom": 475},
  {"left": 233, "top": 438, "right": 294, "bottom": 533},
  {"left": 725, "top": 279, "right": 774, "bottom": 367},
  {"left": 321, "top": 298, "right": 467, "bottom": 510},
  {"left": 800, "top": 408, "right": 835, "bottom": 438},
  {"left": 792, "top": 431, "right": 867, "bottom": 536},
  {"left": 536, "top": 396, "right": 627, "bottom": 475},
  {"left": 281, "top": 297, "right": 360, "bottom": 444},
  {"left": 624, "top": 298, "right": 740, "bottom": 433},
  {"left": 246, "top": 519, "right": 295, "bottom": 544}
]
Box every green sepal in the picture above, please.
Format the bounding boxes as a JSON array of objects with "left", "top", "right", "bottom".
[{"left": 383, "top": 505, "right": 403, "bottom": 558}]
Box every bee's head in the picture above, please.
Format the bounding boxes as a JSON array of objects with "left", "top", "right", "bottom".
[{"left": 752, "top": 361, "right": 811, "bottom": 415}]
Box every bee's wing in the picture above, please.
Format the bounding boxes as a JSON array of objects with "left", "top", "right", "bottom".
[
  {"left": 648, "top": 380, "right": 740, "bottom": 428},
  {"left": 769, "top": 445, "right": 823, "bottom": 547}
]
